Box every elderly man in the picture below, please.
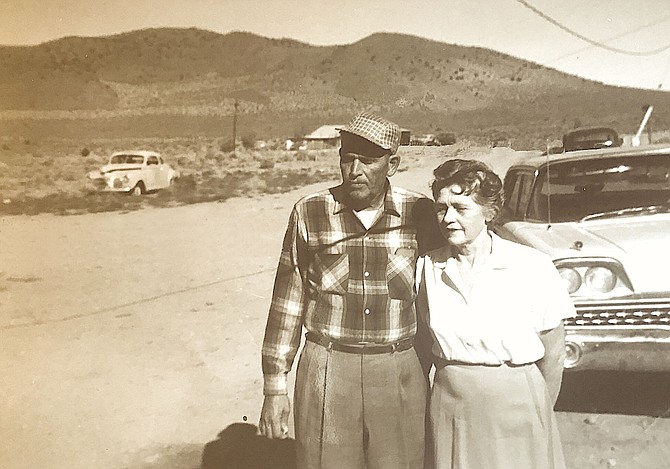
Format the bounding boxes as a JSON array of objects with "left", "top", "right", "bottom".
[{"left": 259, "top": 112, "right": 438, "bottom": 469}]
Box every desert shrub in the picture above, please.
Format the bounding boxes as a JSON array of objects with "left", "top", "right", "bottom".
[
  {"left": 80, "top": 147, "right": 90, "bottom": 157},
  {"left": 220, "top": 139, "right": 236, "bottom": 153},
  {"left": 1, "top": 144, "right": 9, "bottom": 150},
  {"left": 174, "top": 174, "right": 197, "bottom": 190},
  {"left": 295, "top": 151, "right": 316, "bottom": 162},
  {"left": 259, "top": 159, "right": 275, "bottom": 170},
  {"left": 205, "top": 147, "right": 219, "bottom": 160},
  {"left": 241, "top": 133, "right": 256, "bottom": 149}
]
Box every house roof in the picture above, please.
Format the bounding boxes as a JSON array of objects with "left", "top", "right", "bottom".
[{"left": 304, "top": 125, "right": 344, "bottom": 140}]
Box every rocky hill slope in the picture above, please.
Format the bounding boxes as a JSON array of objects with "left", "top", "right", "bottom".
[{"left": 1, "top": 28, "right": 669, "bottom": 147}]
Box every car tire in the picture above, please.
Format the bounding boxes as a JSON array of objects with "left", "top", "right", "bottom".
[{"left": 130, "top": 182, "right": 145, "bottom": 196}]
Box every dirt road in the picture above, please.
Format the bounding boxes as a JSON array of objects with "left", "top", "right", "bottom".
[{"left": 1, "top": 151, "right": 668, "bottom": 468}]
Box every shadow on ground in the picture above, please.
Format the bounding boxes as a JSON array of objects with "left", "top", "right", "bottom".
[
  {"left": 201, "top": 423, "right": 296, "bottom": 469},
  {"left": 557, "top": 371, "right": 670, "bottom": 417}
]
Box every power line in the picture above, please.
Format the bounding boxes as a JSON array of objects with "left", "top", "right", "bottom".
[
  {"left": 547, "top": 14, "right": 670, "bottom": 63},
  {"left": 516, "top": 0, "right": 670, "bottom": 56}
]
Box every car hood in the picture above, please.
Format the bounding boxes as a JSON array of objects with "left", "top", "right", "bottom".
[
  {"left": 100, "top": 163, "right": 143, "bottom": 173},
  {"left": 501, "top": 213, "right": 670, "bottom": 294}
]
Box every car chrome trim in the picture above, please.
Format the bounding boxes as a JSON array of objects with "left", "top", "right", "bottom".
[{"left": 568, "top": 298, "right": 670, "bottom": 328}]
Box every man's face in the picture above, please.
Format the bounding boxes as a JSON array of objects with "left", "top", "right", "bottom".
[{"left": 339, "top": 133, "right": 399, "bottom": 210}]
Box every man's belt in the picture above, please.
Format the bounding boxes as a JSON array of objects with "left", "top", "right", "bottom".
[{"left": 305, "top": 332, "right": 414, "bottom": 355}]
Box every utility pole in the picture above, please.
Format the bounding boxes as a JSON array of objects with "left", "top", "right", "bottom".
[{"left": 232, "top": 100, "right": 239, "bottom": 152}]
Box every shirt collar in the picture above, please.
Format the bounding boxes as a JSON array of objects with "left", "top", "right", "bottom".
[
  {"left": 430, "top": 231, "right": 512, "bottom": 270},
  {"left": 331, "top": 180, "right": 400, "bottom": 217},
  {"left": 485, "top": 231, "right": 514, "bottom": 269}
]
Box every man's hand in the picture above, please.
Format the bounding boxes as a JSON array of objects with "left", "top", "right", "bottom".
[{"left": 258, "top": 394, "right": 291, "bottom": 439}]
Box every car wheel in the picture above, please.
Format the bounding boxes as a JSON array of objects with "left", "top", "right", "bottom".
[{"left": 130, "top": 182, "right": 145, "bottom": 196}]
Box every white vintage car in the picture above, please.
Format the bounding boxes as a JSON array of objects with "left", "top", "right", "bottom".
[
  {"left": 87, "top": 150, "right": 179, "bottom": 195},
  {"left": 494, "top": 144, "right": 670, "bottom": 372}
]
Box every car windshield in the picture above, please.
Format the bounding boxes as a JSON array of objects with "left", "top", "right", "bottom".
[
  {"left": 110, "top": 154, "right": 145, "bottom": 164},
  {"left": 528, "top": 153, "right": 670, "bottom": 222}
]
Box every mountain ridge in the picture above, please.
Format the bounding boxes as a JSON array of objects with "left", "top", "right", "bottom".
[{"left": 1, "top": 27, "right": 668, "bottom": 147}]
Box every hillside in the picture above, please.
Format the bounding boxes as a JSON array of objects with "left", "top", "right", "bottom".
[{"left": 1, "top": 28, "right": 669, "bottom": 148}]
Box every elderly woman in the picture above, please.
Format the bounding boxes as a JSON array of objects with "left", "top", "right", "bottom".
[{"left": 416, "top": 159, "right": 575, "bottom": 469}]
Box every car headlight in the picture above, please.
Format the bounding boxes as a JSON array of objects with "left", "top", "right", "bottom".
[
  {"left": 584, "top": 266, "right": 616, "bottom": 293},
  {"left": 553, "top": 257, "right": 633, "bottom": 298},
  {"left": 558, "top": 267, "right": 581, "bottom": 294}
]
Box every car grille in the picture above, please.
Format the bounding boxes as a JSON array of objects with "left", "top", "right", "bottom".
[{"left": 567, "top": 299, "right": 670, "bottom": 327}]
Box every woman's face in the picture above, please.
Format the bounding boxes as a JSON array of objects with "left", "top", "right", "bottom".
[{"left": 434, "top": 184, "right": 488, "bottom": 247}]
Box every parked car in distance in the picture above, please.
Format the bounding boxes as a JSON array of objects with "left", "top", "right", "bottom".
[
  {"left": 563, "top": 126, "right": 623, "bottom": 152},
  {"left": 494, "top": 144, "right": 670, "bottom": 372},
  {"left": 409, "top": 133, "right": 456, "bottom": 146},
  {"left": 87, "top": 150, "right": 179, "bottom": 195},
  {"left": 434, "top": 132, "right": 457, "bottom": 146}
]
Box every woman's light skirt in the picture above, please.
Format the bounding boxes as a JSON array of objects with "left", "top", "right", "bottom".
[{"left": 428, "top": 362, "right": 566, "bottom": 469}]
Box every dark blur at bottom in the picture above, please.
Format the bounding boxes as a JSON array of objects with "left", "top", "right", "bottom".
[{"left": 556, "top": 371, "right": 670, "bottom": 417}]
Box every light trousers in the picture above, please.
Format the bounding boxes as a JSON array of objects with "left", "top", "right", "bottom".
[{"left": 294, "top": 340, "right": 427, "bottom": 469}]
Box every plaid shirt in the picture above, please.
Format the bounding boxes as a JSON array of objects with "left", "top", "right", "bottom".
[{"left": 262, "top": 182, "right": 439, "bottom": 394}]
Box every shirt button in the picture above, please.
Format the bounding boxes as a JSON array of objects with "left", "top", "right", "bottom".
[
  {"left": 364, "top": 308, "right": 370, "bottom": 315},
  {"left": 364, "top": 271, "right": 370, "bottom": 277}
]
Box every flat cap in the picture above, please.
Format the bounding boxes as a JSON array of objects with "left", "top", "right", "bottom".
[{"left": 338, "top": 112, "right": 401, "bottom": 155}]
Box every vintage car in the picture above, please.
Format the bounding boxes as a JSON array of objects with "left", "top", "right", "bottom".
[
  {"left": 87, "top": 150, "right": 179, "bottom": 195},
  {"left": 562, "top": 126, "right": 623, "bottom": 152},
  {"left": 494, "top": 144, "right": 670, "bottom": 372}
]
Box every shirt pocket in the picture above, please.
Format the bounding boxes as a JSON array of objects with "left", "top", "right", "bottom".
[
  {"left": 386, "top": 246, "right": 418, "bottom": 300},
  {"left": 313, "top": 249, "right": 349, "bottom": 295}
]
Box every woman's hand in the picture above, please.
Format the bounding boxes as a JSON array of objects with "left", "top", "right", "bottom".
[{"left": 537, "top": 322, "right": 567, "bottom": 406}]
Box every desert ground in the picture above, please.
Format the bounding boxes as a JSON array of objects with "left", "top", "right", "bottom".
[{"left": 1, "top": 147, "right": 669, "bottom": 469}]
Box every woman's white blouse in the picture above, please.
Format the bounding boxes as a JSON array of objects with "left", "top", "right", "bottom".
[{"left": 416, "top": 232, "right": 576, "bottom": 365}]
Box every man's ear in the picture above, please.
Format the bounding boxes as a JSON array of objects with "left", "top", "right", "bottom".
[{"left": 387, "top": 155, "right": 400, "bottom": 177}]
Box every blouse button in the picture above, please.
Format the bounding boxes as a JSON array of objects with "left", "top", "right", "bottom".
[
  {"left": 364, "top": 308, "right": 371, "bottom": 315},
  {"left": 364, "top": 271, "right": 370, "bottom": 277}
]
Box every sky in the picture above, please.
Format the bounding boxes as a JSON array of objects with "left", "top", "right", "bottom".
[{"left": 3, "top": 0, "right": 670, "bottom": 91}]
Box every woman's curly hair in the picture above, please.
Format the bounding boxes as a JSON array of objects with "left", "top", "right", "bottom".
[{"left": 431, "top": 159, "right": 504, "bottom": 223}]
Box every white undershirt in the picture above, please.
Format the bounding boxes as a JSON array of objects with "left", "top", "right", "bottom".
[{"left": 354, "top": 207, "right": 381, "bottom": 230}]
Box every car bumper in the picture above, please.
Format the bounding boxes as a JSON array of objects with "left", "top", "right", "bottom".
[
  {"left": 564, "top": 297, "right": 670, "bottom": 372},
  {"left": 89, "top": 178, "right": 134, "bottom": 193},
  {"left": 98, "top": 186, "right": 133, "bottom": 193},
  {"left": 565, "top": 327, "right": 670, "bottom": 372}
]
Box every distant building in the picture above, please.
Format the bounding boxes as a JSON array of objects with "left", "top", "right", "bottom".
[
  {"left": 302, "top": 124, "right": 411, "bottom": 150},
  {"left": 400, "top": 128, "right": 411, "bottom": 146},
  {"left": 303, "top": 125, "right": 344, "bottom": 149},
  {"left": 285, "top": 138, "right": 307, "bottom": 151}
]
